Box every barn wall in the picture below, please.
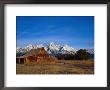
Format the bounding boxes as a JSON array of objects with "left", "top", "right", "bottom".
[{"left": 16, "top": 58, "right": 25, "bottom": 64}]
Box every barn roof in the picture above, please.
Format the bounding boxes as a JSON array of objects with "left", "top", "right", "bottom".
[
  {"left": 16, "top": 47, "right": 58, "bottom": 61},
  {"left": 23, "top": 49, "right": 39, "bottom": 57},
  {"left": 16, "top": 56, "right": 25, "bottom": 58},
  {"left": 22, "top": 47, "right": 48, "bottom": 57}
]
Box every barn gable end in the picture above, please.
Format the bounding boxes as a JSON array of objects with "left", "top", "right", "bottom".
[{"left": 16, "top": 47, "right": 57, "bottom": 64}]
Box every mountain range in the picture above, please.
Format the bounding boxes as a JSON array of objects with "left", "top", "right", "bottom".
[{"left": 16, "top": 42, "right": 94, "bottom": 55}]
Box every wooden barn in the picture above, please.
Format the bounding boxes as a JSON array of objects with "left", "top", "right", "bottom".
[{"left": 16, "top": 47, "right": 57, "bottom": 64}]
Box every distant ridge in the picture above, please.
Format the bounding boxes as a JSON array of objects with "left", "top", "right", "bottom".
[{"left": 17, "top": 42, "right": 94, "bottom": 55}]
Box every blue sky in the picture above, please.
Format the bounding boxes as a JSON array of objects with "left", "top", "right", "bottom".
[{"left": 16, "top": 16, "right": 94, "bottom": 49}]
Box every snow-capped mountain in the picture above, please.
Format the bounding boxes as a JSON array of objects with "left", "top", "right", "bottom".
[
  {"left": 16, "top": 47, "right": 27, "bottom": 53},
  {"left": 36, "top": 44, "right": 44, "bottom": 48},
  {"left": 61, "top": 44, "right": 76, "bottom": 52},
  {"left": 16, "top": 42, "right": 94, "bottom": 55},
  {"left": 24, "top": 44, "right": 44, "bottom": 51},
  {"left": 49, "top": 42, "right": 61, "bottom": 51},
  {"left": 24, "top": 44, "right": 34, "bottom": 51},
  {"left": 47, "top": 42, "right": 77, "bottom": 54},
  {"left": 59, "top": 44, "right": 77, "bottom": 54},
  {"left": 87, "top": 49, "right": 94, "bottom": 54},
  {"left": 47, "top": 42, "right": 61, "bottom": 54}
]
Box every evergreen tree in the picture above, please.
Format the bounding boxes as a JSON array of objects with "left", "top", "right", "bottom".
[{"left": 75, "top": 49, "right": 90, "bottom": 60}]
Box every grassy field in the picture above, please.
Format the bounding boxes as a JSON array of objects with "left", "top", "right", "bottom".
[{"left": 16, "top": 60, "right": 94, "bottom": 74}]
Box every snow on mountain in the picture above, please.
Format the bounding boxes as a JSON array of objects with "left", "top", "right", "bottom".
[
  {"left": 87, "top": 49, "right": 94, "bottom": 54},
  {"left": 24, "top": 44, "right": 45, "bottom": 51},
  {"left": 61, "top": 44, "right": 74, "bottom": 51},
  {"left": 60, "top": 44, "right": 77, "bottom": 54},
  {"left": 16, "top": 47, "right": 27, "bottom": 53},
  {"left": 49, "top": 42, "right": 61, "bottom": 51},
  {"left": 36, "top": 44, "right": 44, "bottom": 48},
  {"left": 16, "top": 47, "right": 20, "bottom": 53},
  {"left": 24, "top": 44, "right": 34, "bottom": 51},
  {"left": 16, "top": 42, "right": 93, "bottom": 55},
  {"left": 46, "top": 42, "right": 61, "bottom": 54}
]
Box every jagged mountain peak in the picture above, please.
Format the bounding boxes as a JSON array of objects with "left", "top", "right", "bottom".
[
  {"left": 17, "top": 42, "right": 93, "bottom": 55},
  {"left": 49, "top": 42, "right": 61, "bottom": 51},
  {"left": 50, "top": 42, "right": 55, "bottom": 45},
  {"left": 62, "top": 44, "right": 75, "bottom": 51}
]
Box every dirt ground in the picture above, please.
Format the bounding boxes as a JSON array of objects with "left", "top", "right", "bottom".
[{"left": 16, "top": 60, "right": 94, "bottom": 74}]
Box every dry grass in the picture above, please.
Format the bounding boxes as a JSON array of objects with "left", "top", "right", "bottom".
[{"left": 16, "top": 60, "right": 94, "bottom": 74}]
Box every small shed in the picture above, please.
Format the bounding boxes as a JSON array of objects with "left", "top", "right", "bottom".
[{"left": 16, "top": 56, "right": 25, "bottom": 64}]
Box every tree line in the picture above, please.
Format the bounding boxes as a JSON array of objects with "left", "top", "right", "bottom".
[{"left": 55, "top": 49, "right": 94, "bottom": 60}]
